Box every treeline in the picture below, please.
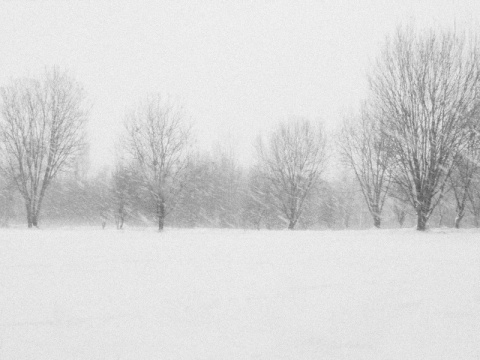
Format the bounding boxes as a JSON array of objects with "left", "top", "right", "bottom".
[
  {"left": 0, "top": 145, "right": 474, "bottom": 230},
  {"left": 0, "top": 145, "right": 371, "bottom": 229},
  {"left": 1, "top": 26, "right": 480, "bottom": 231}
]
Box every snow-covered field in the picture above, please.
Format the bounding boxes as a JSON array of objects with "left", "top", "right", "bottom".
[{"left": 0, "top": 227, "right": 479, "bottom": 359}]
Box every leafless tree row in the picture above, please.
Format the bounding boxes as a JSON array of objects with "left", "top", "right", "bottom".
[
  {"left": 0, "top": 66, "right": 328, "bottom": 230},
  {"left": 3, "top": 26, "right": 480, "bottom": 232}
]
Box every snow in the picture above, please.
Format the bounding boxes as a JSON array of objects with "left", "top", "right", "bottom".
[{"left": 0, "top": 227, "right": 479, "bottom": 359}]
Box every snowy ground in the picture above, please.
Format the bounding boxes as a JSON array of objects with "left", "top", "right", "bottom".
[{"left": 0, "top": 227, "right": 479, "bottom": 359}]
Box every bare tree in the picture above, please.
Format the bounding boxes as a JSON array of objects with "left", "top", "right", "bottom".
[
  {"left": 124, "top": 95, "right": 191, "bottom": 231},
  {"left": 256, "top": 119, "right": 326, "bottom": 230},
  {"left": 339, "top": 107, "right": 393, "bottom": 228},
  {"left": 0, "top": 67, "right": 88, "bottom": 227},
  {"left": 369, "top": 27, "right": 480, "bottom": 230}
]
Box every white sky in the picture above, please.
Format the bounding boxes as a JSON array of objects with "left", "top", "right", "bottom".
[{"left": 0, "top": 0, "right": 479, "bottom": 171}]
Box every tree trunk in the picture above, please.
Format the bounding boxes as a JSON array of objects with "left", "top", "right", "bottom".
[
  {"left": 371, "top": 204, "right": 381, "bottom": 228},
  {"left": 454, "top": 210, "right": 464, "bottom": 229},
  {"left": 32, "top": 213, "right": 38, "bottom": 227},
  {"left": 399, "top": 212, "right": 405, "bottom": 227},
  {"left": 454, "top": 194, "right": 466, "bottom": 228},
  {"left": 288, "top": 218, "right": 296, "bottom": 230},
  {"left": 26, "top": 202, "right": 33, "bottom": 228},
  {"left": 158, "top": 214, "right": 164, "bottom": 230},
  {"left": 416, "top": 194, "right": 432, "bottom": 231},
  {"left": 117, "top": 216, "right": 124, "bottom": 230},
  {"left": 157, "top": 200, "right": 165, "bottom": 231},
  {"left": 117, "top": 203, "right": 125, "bottom": 229},
  {"left": 416, "top": 211, "right": 428, "bottom": 231},
  {"left": 35, "top": 194, "right": 46, "bottom": 228},
  {"left": 25, "top": 195, "right": 43, "bottom": 228}
]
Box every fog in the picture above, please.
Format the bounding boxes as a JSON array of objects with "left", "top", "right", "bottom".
[{"left": 0, "top": 1, "right": 477, "bottom": 170}]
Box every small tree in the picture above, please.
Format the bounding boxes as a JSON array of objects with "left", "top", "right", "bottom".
[
  {"left": 339, "top": 107, "right": 392, "bottom": 228},
  {"left": 256, "top": 119, "right": 326, "bottom": 230},
  {"left": 124, "top": 94, "right": 191, "bottom": 230},
  {"left": 0, "top": 67, "right": 88, "bottom": 227}
]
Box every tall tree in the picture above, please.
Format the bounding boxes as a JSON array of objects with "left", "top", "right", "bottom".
[
  {"left": 256, "top": 118, "right": 326, "bottom": 230},
  {"left": 124, "top": 94, "right": 191, "bottom": 230},
  {"left": 369, "top": 27, "right": 480, "bottom": 230},
  {"left": 0, "top": 67, "right": 89, "bottom": 227}
]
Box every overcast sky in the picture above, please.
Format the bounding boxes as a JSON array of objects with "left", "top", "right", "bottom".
[{"left": 0, "top": 0, "right": 479, "bottom": 170}]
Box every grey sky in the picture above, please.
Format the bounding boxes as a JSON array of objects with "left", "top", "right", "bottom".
[{"left": 0, "top": 0, "right": 478, "bottom": 170}]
